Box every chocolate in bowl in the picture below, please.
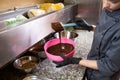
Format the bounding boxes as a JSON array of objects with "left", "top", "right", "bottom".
[
  {"left": 44, "top": 38, "right": 75, "bottom": 62},
  {"left": 13, "top": 56, "right": 39, "bottom": 73},
  {"left": 47, "top": 43, "right": 74, "bottom": 55}
]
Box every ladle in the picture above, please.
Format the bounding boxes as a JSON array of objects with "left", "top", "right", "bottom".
[
  {"left": 51, "top": 22, "right": 77, "bottom": 32},
  {"left": 51, "top": 22, "right": 64, "bottom": 32},
  {"left": 51, "top": 22, "right": 65, "bottom": 49}
]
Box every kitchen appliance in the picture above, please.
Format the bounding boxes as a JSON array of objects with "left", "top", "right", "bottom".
[
  {"left": 0, "top": 4, "right": 78, "bottom": 79},
  {"left": 23, "top": 75, "right": 42, "bottom": 80}
]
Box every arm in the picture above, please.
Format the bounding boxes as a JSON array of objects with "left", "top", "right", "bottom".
[
  {"left": 79, "top": 59, "right": 98, "bottom": 70},
  {"left": 53, "top": 55, "right": 98, "bottom": 70}
]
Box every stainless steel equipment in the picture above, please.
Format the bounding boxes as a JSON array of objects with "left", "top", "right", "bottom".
[
  {"left": 13, "top": 55, "right": 40, "bottom": 73},
  {"left": 0, "top": 50, "right": 46, "bottom": 80},
  {"left": 54, "top": 31, "right": 78, "bottom": 40},
  {"left": 0, "top": 4, "right": 78, "bottom": 68},
  {"left": 77, "top": 0, "right": 101, "bottom": 25}
]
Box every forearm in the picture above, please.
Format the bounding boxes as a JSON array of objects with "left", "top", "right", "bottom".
[{"left": 79, "top": 59, "right": 98, "bottom": 70}]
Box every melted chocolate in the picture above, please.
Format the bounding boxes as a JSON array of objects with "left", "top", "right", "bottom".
[
  {"left": 47, "top": 43, "right": 74, "bottom": 55},
  {"left": 51, "top": 22, "right": 64, "bottom": 32}
]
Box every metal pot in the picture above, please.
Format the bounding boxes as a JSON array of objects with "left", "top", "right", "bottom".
[
  {"left": 13, "top": 56, "right": 39, "bottom": 73},
  {"left": 23, "top": 75, "right": 42, "bottom": 80},
  {"left": 54, "top": 31, "right": 78, "bottom": 41}
]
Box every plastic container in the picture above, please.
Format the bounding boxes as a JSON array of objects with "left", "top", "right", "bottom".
[{"left": 44, "top": 38, "right": 75, "bottom": 62}]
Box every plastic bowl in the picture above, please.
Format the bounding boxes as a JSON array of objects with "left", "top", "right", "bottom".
[{"left": 44, "top": 38, "right": 75, "bottom": 62}]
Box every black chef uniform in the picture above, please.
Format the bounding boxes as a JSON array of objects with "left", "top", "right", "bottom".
[{"left": 86, "top": 8, "right": 120, "bottom": 80}]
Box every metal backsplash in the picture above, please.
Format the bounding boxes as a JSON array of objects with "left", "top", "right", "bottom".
[{"left": 77, "top": 0, "right": 101, "bottom": 25}]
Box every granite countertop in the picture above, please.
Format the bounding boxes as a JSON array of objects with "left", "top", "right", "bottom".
[
  {"left": 31, "top": 30, "right": 94, "bottom": 80},
  {"left": 0, "top": 30, "right": 94, "bottom": 80}
]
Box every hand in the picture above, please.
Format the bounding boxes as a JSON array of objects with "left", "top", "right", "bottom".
[
  {"left": 53, "top": 55, "right": 82, "bottom": 68},
  {"left": 74, "top": 18, "right": 93, "bottom": 31}
]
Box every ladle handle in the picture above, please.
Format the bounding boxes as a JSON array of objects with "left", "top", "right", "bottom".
[{"left": 62, "top": 23, "right": 77, "bottom": 27}]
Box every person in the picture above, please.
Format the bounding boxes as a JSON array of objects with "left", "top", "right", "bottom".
[{"left": 53, "top": 0, "right": 120, "bottom": 80}]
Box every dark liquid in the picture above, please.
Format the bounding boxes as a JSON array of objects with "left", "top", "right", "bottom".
[
  {"left": 58, "top": 31, "right": 63, "bottom": 49},
  {"left": 51, "top": 22, "right": 67, "bottom": 54},
  {"left": 51, "top": 22, "right": 65, "bottom": 50},
  {"left": 51, "top": 22, "right": 64, "bottom": 32},
  {"left": 47, "top": 43, "right": 74, "bottom": 55},
  {"left": 21, "top": 61, "right": 37, "bottom": 69}
]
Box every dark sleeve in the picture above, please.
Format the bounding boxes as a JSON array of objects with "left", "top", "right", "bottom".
[{"left": 97, "top": 30, "right": 120, "bottom": 77}]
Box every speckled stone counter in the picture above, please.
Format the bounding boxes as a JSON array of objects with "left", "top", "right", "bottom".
[{"left": 31, "top": 30, "right": 94, "bottom": 80}]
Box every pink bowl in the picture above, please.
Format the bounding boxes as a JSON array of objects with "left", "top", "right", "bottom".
[{"left": 44, "top": 38, "right": 75, "bottom": 62}]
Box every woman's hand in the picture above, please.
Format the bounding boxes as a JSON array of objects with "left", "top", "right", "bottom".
[
  {"left": 53, "top": 55, "right": 82, "bottom": 68},
  {"left": 74, "top": 18, "right": 94, "bottom": 31}
]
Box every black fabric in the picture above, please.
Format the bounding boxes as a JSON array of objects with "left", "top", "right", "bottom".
[
  {"left": 53, "top": 55, "right": 82, "bottom": 68},
  {"left": 74, "top": 18, "right": 93, "bottom": 31},
  {"left": 111, "top": 71, "right": 120, "bottom": 80},
  {"left": 87, "top": 8, "right": 120, "bottom": 80}
]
